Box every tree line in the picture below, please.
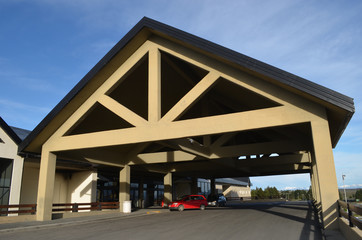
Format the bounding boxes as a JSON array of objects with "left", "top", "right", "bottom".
[
  {"left": 251, "top": 186, "right": 313, "bottom": 200},
  {"left": 339, "top": 188, "right": 362, "bottom": 201}
]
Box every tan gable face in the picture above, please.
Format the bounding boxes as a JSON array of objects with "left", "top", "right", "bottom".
[
  {"left": 34, "top": 35, "right": 321, "bottom": 179},
  {"left": 28, "top": 18, "right": 350, "bottom": 228}
]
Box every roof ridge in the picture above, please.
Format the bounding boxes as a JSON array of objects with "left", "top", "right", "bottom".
[{"left": 18, "top": 17, "right": 355, "bottom": 153}]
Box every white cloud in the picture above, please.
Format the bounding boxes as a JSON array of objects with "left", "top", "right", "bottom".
[
  {"left": 0, "top": 68, "right": 68, "bottom": 96},
  {"left": 251, "top": 173, "right": 311, "bottom": 190},
  {"left": 0, "top": 99, "right": 51, "bottom": 114},
  {"left": 339, "top": 184, "right": 362, "bottom": 189},
  {"left": 334, "top": 151, "right": 362, "bottom": 187}
]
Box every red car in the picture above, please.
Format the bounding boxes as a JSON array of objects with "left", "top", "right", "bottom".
[{"left": 169, "top": 195, "right": 208, "bottom": 211}]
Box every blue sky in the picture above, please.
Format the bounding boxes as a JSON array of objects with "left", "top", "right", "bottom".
[{"left": 1, "top": 0, "right": 361, "bottom": 190}]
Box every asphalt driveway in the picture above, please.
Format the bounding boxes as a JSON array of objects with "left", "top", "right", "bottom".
[{"left": 0, "top": 201, "right": 323, "bottom": 240}]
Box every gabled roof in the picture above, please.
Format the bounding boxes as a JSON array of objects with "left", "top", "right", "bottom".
[
  {"left": 0, "top": 117, "right": 30, "bottom": 145},
  {"left": 11, "top": 126, "right": 31, "bottom": 141},
  {"left": 19, "top": 17, "right": 354, "bottom": 153}
]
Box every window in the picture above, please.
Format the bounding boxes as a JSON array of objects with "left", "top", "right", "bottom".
[{"left": 0, "top": 158, "right": 13, "bottom": 208}]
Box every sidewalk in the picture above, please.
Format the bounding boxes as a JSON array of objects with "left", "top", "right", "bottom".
[{"left": 0, "top": 207, "right": 169, "bottom": 233}]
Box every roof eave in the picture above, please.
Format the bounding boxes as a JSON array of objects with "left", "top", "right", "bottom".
[
  {"left": 18, "top": 17, "right": 152, "bottom": 153},
  {"left": 18, "top": 17, "right": 355, "bottom": 153},
  {"left": 0, "top": 117, "right": 22, "bottom": 145}
]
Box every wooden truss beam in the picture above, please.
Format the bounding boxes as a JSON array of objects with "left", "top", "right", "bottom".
[
  {"left": 160, "top": 139, "right": 210, "bottom": 158},
  {"left": 161, "top": 154, "right": 311, "bottom": 177},
  {"left": 47, "top": 105, "right": 313, "bottom": 152},
  {"left": 148, "top": 47, "right": 162, "bottom": 122},
  {"left": 210, "top": 140, "right": 308, "bottom": 159},
  {"left": 237, "top": 153, "right": 310, "bottom": 168},
  {"left": 98, "top": 95, "right": 148, "bottom": 127},
  {"left": 161, "top": 71, "right": 219, "bottom": 122},
  {"left": 58, "top": 149, "right": 125, "bottom": 168},
  {"left": 128, "top": 150, "right": 198, "bottom": 165}
]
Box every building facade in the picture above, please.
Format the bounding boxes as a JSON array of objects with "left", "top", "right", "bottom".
[
  {"left": 1, "top": 18, "right": 355, "bottom": 231},
  {"left": 0, "top": 117, "right": 27, "bottom": 209}
]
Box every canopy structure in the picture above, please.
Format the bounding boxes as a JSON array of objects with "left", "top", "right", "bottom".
[{"left": 19, "top": 17, "right": 354, "bottom": 229}]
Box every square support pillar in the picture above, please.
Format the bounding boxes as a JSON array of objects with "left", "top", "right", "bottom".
[
  {"left": 191, "top": 177, "right": 198, "bottom": 194},
  {"left": 311, "top": 163, "right": 321, "bottom": 203},
  {"left": 309, "top": 173, "right": 316, "bottom": 201},
  {"left": 36, "top": 149, "right": 56, "bottom": 221},
  {"left": 119, "top": 165, "right": 130, "bottom": 212},
  {"left": 138, "top": 178, "right": 144, "bottom": 208},
  {"left": 210, "top": 178, "right": 216, "bottom": 195},
  {"left": 310, "top": 120, "right": 339, "bottom": 230},
  {"left": 148, "top": 47, "right": 161, "bottom": 123},
  {"left": 164, "top": 172, "right": 172, "bottom": 205}
]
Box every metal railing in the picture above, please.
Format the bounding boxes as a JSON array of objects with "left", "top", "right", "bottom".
[
  {"left": 337, "top": 200, "right": 362, "bottom": 230},
  {"left": 0, "top": 204, "right": 36, "bottom": 215},
  {"left": 0, "top": 202, "right": 119, "bottom": 216},
  {"left": 52, "top": 202, "right": 119, "bottom": 212},
  {"left": 311, "top": 200, "right": 324, "bottom": 230}
]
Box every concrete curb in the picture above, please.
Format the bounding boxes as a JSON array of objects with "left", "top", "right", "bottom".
[{"left": 0, "top": 210, "right": 166, "bottom": 234}]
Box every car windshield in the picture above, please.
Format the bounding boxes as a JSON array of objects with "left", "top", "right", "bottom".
[{"left": 177, "top": 195, "right": 189, "bottom": 200}]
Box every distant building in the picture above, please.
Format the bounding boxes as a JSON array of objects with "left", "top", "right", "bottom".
[
  {"left": 172, "top": 177, "right": 251, "bottom": 200},
  {"left": 0, "top": 117, "right": 28, "bottom": 208},
  {"left": 0, "top": 117, "right": 97, "bottom": 212},
  {"left": 215, "top": 177, "right": 251, "bottom": 200}
]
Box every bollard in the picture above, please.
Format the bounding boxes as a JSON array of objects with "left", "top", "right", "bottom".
[
  {"left": 347, "top": 203, "right": 353, "bottom": 227},
  {"left": 31, "top": 206, "right": 36, "bottom": 215},
  {"left": 72, "top": 203, "right": 78, "bottom": 213}
]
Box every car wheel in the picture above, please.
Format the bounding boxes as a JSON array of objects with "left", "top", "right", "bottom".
[
  {"left": 200, "top": 204, "right": 206, "bottom": 210},
  {"left": 178, "top": 205, "right": 184, "bottom": 212}
]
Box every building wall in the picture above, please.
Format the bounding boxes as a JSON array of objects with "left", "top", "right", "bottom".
[
  {"left": 217, "top": 184, "right": 251, "bottom": 199},
  {"left": 0, "top": 127, "right": 24, "bottom": 206},
  {"left": 174, "top": 182, "right": 191, "bottom": 199},
  {"left": 19, "top": 162, "right": 39, "bottom": 204},
  {"left": 67, "top": 171, "right": 97, "bottom": 204},
  {"left": 20, "top": 161, "right": 97, "bottom": 206},
  {"left": 53, "top": 173, "right": 69, "bottom": 204}
]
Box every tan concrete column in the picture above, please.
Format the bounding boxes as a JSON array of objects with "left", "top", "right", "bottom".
[
  {"left": 191, "top": 177, "right": 198, "bottom": 194},
  {"left": 91, "top": 171, "right": 98, "bottom": 202},
  {"left": 210, "top": 178, "right": 216, "bottom": 195},
  {"left": 310, "top": 119, "right": 339, "bottom": 230},
  {"left": 119, "top": 165, "right": 130, "bottom": 212},
  {"left": 138, "top": 178, "right": 144, "bottom": 208},
  {"left": 36, "top": 149, "right": 56, "bottom": 221},
  {"left": 309, "top": 173, "right": 316, "bottom": 201},
  {"left": 164, "top": 172, "right": 172, "bottom": 205},
  {"left": 310, "top": 163, "right": 321, "bottom": 203}
]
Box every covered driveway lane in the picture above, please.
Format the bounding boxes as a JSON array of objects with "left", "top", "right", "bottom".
[{"left": 1, "top": 201, "right": 323, "bottom": 240}]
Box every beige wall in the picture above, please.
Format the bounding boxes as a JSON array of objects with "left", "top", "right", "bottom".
[
  {"left": 20, "top": 161, "right": 97, "bottom": 206},
  {"left": 217, "top": 184, "right": 251, "bottom": 199},
  {"left": 53, "top": 173, "right": 69, "bottom": 204},
  {"left": 67, "top": 171, "right": 97, "bottom": 204},
  {"left": 338, "top": 218, "right": 362, "bottom": 240},
  {"left": 0, "top": 127, "right": 24, "bottom": 206},
  {"left": 20, "top": 162, "right": 39, "bottom": 204}
]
